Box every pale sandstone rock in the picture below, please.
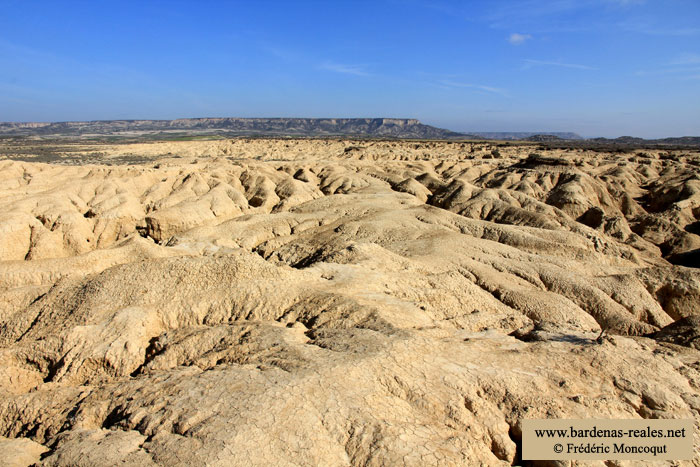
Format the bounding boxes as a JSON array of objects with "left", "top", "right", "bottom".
[
  {"left": 0, "top": 435, "right": 49, "bottom": 466},
  {"left": 0, "top": 140, "right": 699, "bottom": 465}
]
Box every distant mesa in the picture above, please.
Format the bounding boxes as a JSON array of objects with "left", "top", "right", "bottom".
[
  {"left": 0, "top": 118, "right": 584, "bottom": 141},
  {"left": 524, "top": 134, "right": 566, "bottom": 142},
  {"left": 472, "top": 131, "right": 583, "bottom": 141},
  {"left": 1, "top": 118, "right": 698, "bottom": 146},
  {"left": 590, "top": 135, "right": 700, "bottom": 147},
  {"left": 0, "top": 118, "right": 469, "bottom": 140}
]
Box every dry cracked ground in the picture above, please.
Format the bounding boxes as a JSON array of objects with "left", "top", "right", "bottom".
[{"left": 1, "top": 138, "right": 700, "bottom": 466}]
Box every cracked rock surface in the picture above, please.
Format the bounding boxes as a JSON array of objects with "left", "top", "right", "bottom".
[{"left": 1, "top": 139, "right": 699, "bottom": 465}]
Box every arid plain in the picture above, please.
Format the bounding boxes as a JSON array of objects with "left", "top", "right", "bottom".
[{"left": 1, "top": 138, "right": 699, "bottom": 465}]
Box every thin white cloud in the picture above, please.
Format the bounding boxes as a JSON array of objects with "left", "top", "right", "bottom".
[
  {"left": 619, "top": 21, "right": 700, "bottom": 36},
  {"left": 635, "top": 66, "right": 700, "bottom": 76},
  {"left": 508, "top": 33, "right": 532, "bottom": 45},
  {"left": 606, "top": 0, "right": 645, "bottom": 5},
  {"left": 439, "top": 80, "right": 508, "bottom": 97},
  {"left": 523, "top": 59, "right": 596, "bottom": 70},
  {"left": 260, "top": 44, "right": 299, "bottom": 63},
  {"left": 487, "top": 0, "right": 583, "bottom": 26},
  {"left": 635, "top": 54, "right": 700, "bottom": 80},
  {"left": 319, "top": 62, "right": 370, "bottom": 77},
  {"left": 647, "top": 27, "right": 699, "bottom": 36},
  {"left": 670, "top": 53, "right": 700, "bottom": 66},
  {"left": 484, "top": 0, "right": 609, "bottom": 33}
]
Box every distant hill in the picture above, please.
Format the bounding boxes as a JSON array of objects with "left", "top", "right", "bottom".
[
  {"left": 0, "top": 118, "right": 470, "bottom": 139},
  {"left": 469, "top": 131, "right": 583, "bottom": 141},
  {"left": 2, "top": 119, "right": 696, "bottom": 145},
  {"left": 524, "top": 134, "right": 567, "bottom": 142},
  {"left": 589, "top": 136, "right": 700, "bottom": 146}
]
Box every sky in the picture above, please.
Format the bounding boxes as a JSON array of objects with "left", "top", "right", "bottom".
[{"left": 0, "top": 0, "right": 699, "bottom": 138}]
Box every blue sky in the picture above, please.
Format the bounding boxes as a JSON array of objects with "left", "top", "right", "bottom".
[{"left": 0, "top": 0, "right": 699, "bottom": 137}]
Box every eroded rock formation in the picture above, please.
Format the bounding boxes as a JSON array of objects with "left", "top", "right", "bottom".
[{"left": 1, "top": 139, "right": 699, "bottom": 465}]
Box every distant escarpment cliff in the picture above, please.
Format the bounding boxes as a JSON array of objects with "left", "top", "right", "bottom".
[{"left": 0, "top": 118, "right": 469, "bottom": 139}]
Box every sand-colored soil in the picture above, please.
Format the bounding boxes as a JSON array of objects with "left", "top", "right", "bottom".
[{"left": 1, "top": 139, "right": 699, "bottom": 465}]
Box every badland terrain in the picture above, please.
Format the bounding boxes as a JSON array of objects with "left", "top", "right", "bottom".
[{"left": 1, "top": 135, "right": 699, "bottom": 465}]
